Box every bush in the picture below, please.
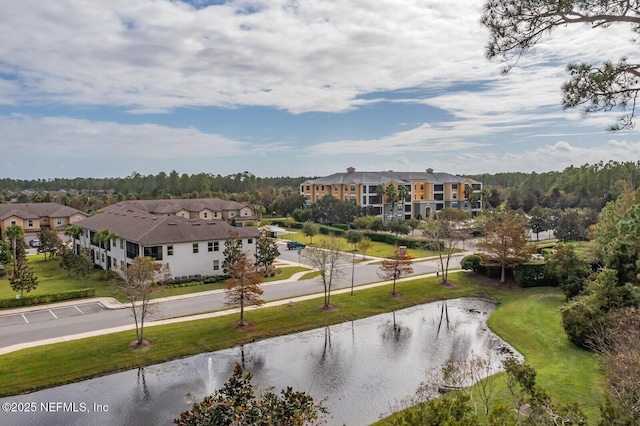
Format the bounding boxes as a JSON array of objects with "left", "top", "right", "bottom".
[
  {"left": 0, "top": 288, "right": 96, "bottom": 308},
  {"left": 460, "top": 254, "right": 482, "bottom": 273},
  {"left": 514, "top": 262, "right": 557, "bottom": 288},
  {"left": 560, "top": 297, "right": 601, "bottom": 348},
  {"left": 362, "top": 232, "right": 443, "bottom": 251}
]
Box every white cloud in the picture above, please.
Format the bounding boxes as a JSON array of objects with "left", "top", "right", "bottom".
[{"left": 0, "top": 115, "right": 255, "bottom": 158}]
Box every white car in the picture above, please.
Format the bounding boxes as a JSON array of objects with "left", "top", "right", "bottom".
[{"left": 29, "top": 239, "right": 41, "bottom": 248}]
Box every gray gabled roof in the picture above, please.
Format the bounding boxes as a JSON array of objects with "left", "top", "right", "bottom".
[
  {"left": 102, "top": 198, "right": 249, "bottom": 215},
  {"left": 0, "top": 203, "right": 87, "bottom": 219},
  {"left": 305, "top": 171, "right": 480, "bottom": 186},
  {"left": 75, "top": 211, "right": 259, "bottom": 245}
]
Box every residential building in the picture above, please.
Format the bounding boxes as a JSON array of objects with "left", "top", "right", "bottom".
[
  {"left": 74, "top": 211, "right": 260, "bottom": 278},
  {"left": 301, "top": 167, "right": 483, "bottom": 219},
  {"left": 0, "top": 202, "right": 88, "bottom": 239},
  {"left": 101, "top": 198, "right": 257, "bottom": 225}
]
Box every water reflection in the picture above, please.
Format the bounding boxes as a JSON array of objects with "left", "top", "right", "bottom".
[{"left": 0, "top": 298, "right": 520, "bottom": 426}]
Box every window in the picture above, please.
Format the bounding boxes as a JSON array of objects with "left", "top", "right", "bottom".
[
  {"left": 452, "top": 183, "right": 458, "bottom": 190},
  {"left": 247, "top": 238, "right": 253, "bottom": 244},
  {"left": 420, "top": 184, "right": 424, "bottom": 190},
  {"left": 126, "top": 241, "right": 140, "bottom": 259},
  {"left": 208, "top": 242, "right": 213, "bottom": 252},
  {"left": 306, "top": 185, "right": 310, "bottom": 191},
  {"left": 204, "top": 212, "right": 208, "bottom": 218},
  {"left": 57, "top": 218, "right": 62, "bottom": 225},
  {"left": 350, "top": 195, "right": 357, "bottom": 203},
  {"left": 167, "top": 245, "right": 173, "bottom": 256},
  {"left": 434, "top": 193, "right": 444, "bottom": 201},
  {"left": 321, "top": 185, "right": 325, "bottom": 191},
  {"left": 350, "top": 184, "right": 356, "bottom": 192},
  {"left": 452, "top": 193, "right": 457, "bottom": 199},
  {"left": 28, "top": 220, "right": 33, "bottom": 227},
  {"left": 436, "top": 203, "right": 444, "bottom": 211},
  {"left": 434, "top": 184, "right": 444, "bottom": 191},
  {"left": 193, "top": 243, "right": 199, "bottom": 254},
  {"left": 111, "top": 239, "right": 116, "bottom": 248},
  {"left": 214, "top": 241, "right": 219, "bottom": 251},
  {"left": 120, "top": 239, "right": 124, "bottom": 249},
  {"left": 144, "top": 246, "right": 163, "bottom": 261},
  {"left": 10, "top": 220, "right": 16, "bottom": 226},
  {"left": 213, "top": 260, "right": 220, "bottom": 271}
]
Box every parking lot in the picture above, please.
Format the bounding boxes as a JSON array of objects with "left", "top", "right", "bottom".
[{"left": 0, "top": 302, "right": 106, "bottom": 327}]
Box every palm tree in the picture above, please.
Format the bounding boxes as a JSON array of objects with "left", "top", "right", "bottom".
[
  {"left": 376, "top": 184, "right": 386, "bottom": 220},
  {"left": 385, "top": 183, "right": 398, "bottom": 221},
  {"left": 5, "top": 225, "right": 24, "bottom": 266},
  {"left": 398, "top": 184, "right": 410, "bottom": 220},
  {"left": 93, "top": 229, "right": 117, "bottom": 277}
]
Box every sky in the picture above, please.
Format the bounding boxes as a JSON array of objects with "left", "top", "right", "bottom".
[{"left": 1, "top": 0, "right": 639, "bottom": 181}]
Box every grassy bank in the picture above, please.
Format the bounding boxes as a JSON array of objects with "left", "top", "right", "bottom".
[
  {"left": 0, "top": 274, "right": 604, "bottom": 424},
  {"left": 373, "top": 286, "right": 604, "bottom": 424}
]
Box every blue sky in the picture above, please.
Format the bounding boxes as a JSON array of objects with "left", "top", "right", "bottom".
[{"left": 1, "top": 0, "right": 639, "bottom": 180}]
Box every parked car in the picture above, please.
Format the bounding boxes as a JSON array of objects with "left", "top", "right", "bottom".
[
  {"left": 29, "top": 239, "right": 41, "bottom": 248},
  {"left": 286, "top": 241, "right": 305, "bottom": 250}
]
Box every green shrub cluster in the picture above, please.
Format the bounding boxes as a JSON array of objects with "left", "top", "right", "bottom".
[
  {"left": 514, "top": 262, "right": 558, "bottom": 287},
  {"left": 363, "top": 232, "right": 443, "bottom": 251},
  {"left": 0, "top": 288, "right": 96, "bottom": 308},
  {"left": 167, "top": 275, "right": 227, "bottom": 287}
]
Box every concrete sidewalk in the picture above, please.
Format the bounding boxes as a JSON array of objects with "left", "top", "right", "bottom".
[{"left": 0, "top": 271, "right": 443, "bottom": 356}]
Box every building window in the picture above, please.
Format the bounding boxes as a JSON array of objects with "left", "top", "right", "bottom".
[
  {"left": 28, "top": 220, "right": 33, "bottom": 227},
  {"left": 208, "top": 242, "right": 213, "bottom": 252},
  {"left": 350, "top": 184, "right": 356, "bottom": 192},
  {"left": 350, "top": 195, "right": 357, "bottom": 203},
  {"left": 111, "top": 239, "right": 116, "bottom": 248},
  {"left": 204, "top": 212, "right": 208, "bottom": 218},
  {"left": 120, "top": 239, "right": 124, "bottom": 249},
  {"left": 144, "top": 246, "right": 163, "bottom": 261},
  {"left": 57, "top": 218, "right": 62, "bottom": 225},
  {"left": 193, "top": 243, "right": 199, "bottom": 254},
  {"left": 167, "top": 245, "right": 173, "bottom": 256},
  {"left": 247, "top": 238, "right": 253, "bottom": 244},
  {"left": 306, "top": 185, "right": 310, "bottom": 191},
  {"left": 452, "top": 193, "right": 457, "bottom": 199},
  {"left": 321, "top": 185, "right": 325, "bottom": 191},
  {"left": 214, "top": 241, "right": 219, "bottom": 251},
  {"left": 10, "top": 220, "right": 16, "bottom": 226},
  {"left": 214, "top": 212, "right": 219, "bottom": 218},
  {"left": 452, "top": 183, "right": 458, "bottom": 190},
  {"left": 434, "top": 184, "right": 443, "bottom": 191},
  {"left": 213, "top": 260, "right": 220, "bottom": 271}
]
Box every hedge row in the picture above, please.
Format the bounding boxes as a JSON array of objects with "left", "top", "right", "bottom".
[
  {"left": 362, "top": 232, "right": 443, "bottom": 251},
  {"left": 168, "top": 275, "right": 227, "bottom": 286},
  {"left": 0, "top": 288, "right": 96, "bottom": 309},
  {"left": 474, "top": 261, "right": 558, "bottom": 288}
]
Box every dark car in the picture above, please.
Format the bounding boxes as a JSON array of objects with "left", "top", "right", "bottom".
[{"left": 286, "top": 241, "right": 305, "bottom": 250}]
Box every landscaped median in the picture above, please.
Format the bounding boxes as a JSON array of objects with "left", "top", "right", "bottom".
[{"left": 0, "top": 273, "right": 604, "bottom": 422}]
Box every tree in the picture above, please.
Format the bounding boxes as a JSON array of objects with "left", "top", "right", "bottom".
[
  {"left": 174, "top": 364, "right": 327, "bottom": 426},
  {"left": 528, "top": 205, "right": 552, "bottom": 241},
  {"left": 64, "top": 224, "right": 82, "bottom": 244},
  {"left": 302, "top": 221, "right": 319, "bottom": 244},
  {"left": 385, "top": 183, "right": 399, "bottom": 221},
  {"left": 545, "top": 243, "right": 590, "bottom": 300},
  {"left": 38, "top": 228, "right": 61, "bottom": 261},
  {"left": 5, "top": 225, "right": 24, "bottom": 266},
  {"left": 482, "top": 0, "right": 640, "bottom": 130},
  {"left": 421, "top": 209, "right": 468, "bottom": 284},
  {"left": 225, "top": 252, "right": 264, "bottom": 327},
  {"left": 377, "top": 246, "right": 413, "bottom": 296},
  {"left": 222, "top": 231, "right": 242, "bottom": 275},
  {"left": 398, "top": 184, "right": 410, "bottom": 219},
  {"left": 254, "top": 230, "right": 280, "bottom": 274},
  {"left": 554, "top": 208, "right": 595, "bottom": 242},
  {"left": 74, "top": 248, "right": 94, "bottom": 282},
  {"left": 92, "top": 228, "right": 117, "bottom": 277},
  {"left": 477, "top": 211, "right": 534, "bottom": 283},
  {"left": 115, "top": 256, "right": 168, "bottom": 347},
  {"left": 356, "top": 236, "right": 372, "bottom": 260},
  {"left": 386, "top": 220, "right": 410, "bottom": 236},
  {"left": 345, "top": 230, "right": 363, "bottom": 251},
  {"left": 57, "top": 244, "right": 76, "bottom": 277},
  {"left": 303, "top": 237, "right": 346, "bottom": 309},
  {"left": 9, "top": 259, "right": 38, "bottom": 296}
]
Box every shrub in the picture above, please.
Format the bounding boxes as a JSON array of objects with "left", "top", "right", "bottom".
[
  {"left": 514, "top": 262, "right": 557, "bottom": 288},
  {"left": 0, "top": 288, "right": 96, "bottom": 308},
  {"left": 460, "top": 254, "right": 482, "bottom": 273}
]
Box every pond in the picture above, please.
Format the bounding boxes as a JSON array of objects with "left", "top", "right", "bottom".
[{"left": 0, "top": 298, "right": 520, "bottom": 426}]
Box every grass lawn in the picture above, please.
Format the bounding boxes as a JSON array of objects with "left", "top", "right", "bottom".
[
  {"left": 0, "top": 273, "right": 605, "bottom": 425},
  {"left": 0, "top": 257, "right": 313, "bottom": 304},
  {"left": 373, "top": 285, "right": 604, "bottom": 425},
  {"left": 281, "top": 231, "right": 444, "bottom": 258}
]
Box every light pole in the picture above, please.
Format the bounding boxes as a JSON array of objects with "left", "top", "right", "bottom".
[{"left": 350, "top": 249, "right": 357, "bottom": 296}]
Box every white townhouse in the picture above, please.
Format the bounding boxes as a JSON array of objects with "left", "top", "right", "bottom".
[{"left": 73, "top": 210, "right": 260, "bottom": 278}]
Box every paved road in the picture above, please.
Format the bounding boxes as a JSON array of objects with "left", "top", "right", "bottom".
[{"left": 0, "top": 242, "right": 466, "bottom": 349}]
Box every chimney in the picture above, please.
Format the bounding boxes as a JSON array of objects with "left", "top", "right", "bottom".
[
  {"left": 346, "top": 167, "right": 355, "bottom": 174},
  {"left": 426, "top": 168, "right": 434, "bottom": 174}
]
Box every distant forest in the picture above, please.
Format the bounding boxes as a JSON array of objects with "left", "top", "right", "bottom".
[{"left": 1, "top": 161, "right": 639, "bottom": 216}]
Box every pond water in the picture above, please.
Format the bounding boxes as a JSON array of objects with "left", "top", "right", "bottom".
[{"left": 0, "top": 298, "right": 519, "bottom": 426}]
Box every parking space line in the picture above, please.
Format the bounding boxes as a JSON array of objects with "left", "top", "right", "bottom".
[
  {"left": 74, "top": 306, "right": 85, "bottom": 315},
  {"left": 49, "top": 309, "right": 58, "bottom": 319},
  {"left": 21, "top": 313, "right": 29, "bottom": 324}
]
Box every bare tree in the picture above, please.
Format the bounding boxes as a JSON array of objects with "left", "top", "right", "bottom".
[
  {"left": 225, "top": 251, "right": 264, "bottom": 327},
  {"left": 421, "top": 209, "right": 469, "bottom": 284},
  {"left": 116, "top": 256, "right": 170, "bottom": 347},
  {"left": 303, "top": 236, "right": 347, "bottom": 309},
  {"left": 377, "top": 246, "right": 413, "bottom": 296}
]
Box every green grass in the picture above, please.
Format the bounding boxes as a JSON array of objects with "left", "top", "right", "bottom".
[
  {"left": 282, "top": 231, "right": 443, "bottom": 258},
  {"left": 0, "top": 257, "right": 312, "bottom": 303},
  {"left": 373, "top": 287, "right": 604, "bottom": 425}
]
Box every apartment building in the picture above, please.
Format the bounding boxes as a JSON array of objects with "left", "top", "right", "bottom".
[{"left": 301, "top": 167, "right": 483, "bottom": 219}]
